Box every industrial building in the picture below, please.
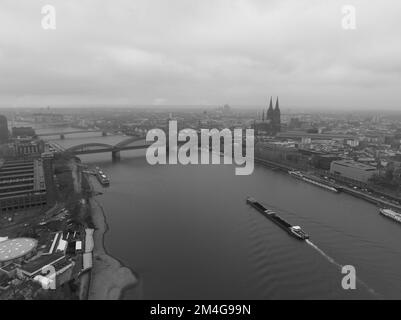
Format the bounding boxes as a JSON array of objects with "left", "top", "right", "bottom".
[
  {"left": 0, "top": 158, "right": 47, "bottom": 212},
  {"left": 17, "top": 253, "right": 75, "bottom": 289},
  {"left": 330, "top": 160, "right": 378, "bottom": 183}
]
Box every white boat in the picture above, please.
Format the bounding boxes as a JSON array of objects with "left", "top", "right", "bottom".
[
  {"left": 288, "top": 170, "right": 304, "bottom": 179},
  {"left": 379, "top": 208, "right": 401, "bottom": 223},
  {"left": 288, "top": 170, "right": 339, "bottom": 193}
]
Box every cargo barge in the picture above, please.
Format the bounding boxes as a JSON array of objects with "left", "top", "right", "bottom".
[
  {"left": 379, "top": 208, "right": 401, "bottom": 223},
  {"left": 95, "top": 167, "right": 110, "bottom": 186},
  {"left": 288, "top": 170, "right": 339, "bottom": 193},
  {"left": 246, "top": 197, "right": 309, "bottom": 240}
]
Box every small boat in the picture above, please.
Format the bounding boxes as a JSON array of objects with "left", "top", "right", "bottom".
[{"left": 95, "top": 167, "right": 110, "bottom": 186}]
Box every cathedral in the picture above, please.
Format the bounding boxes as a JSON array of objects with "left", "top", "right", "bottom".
[{"left": 253, "top": 97, "right": 281, "bottom": 136}]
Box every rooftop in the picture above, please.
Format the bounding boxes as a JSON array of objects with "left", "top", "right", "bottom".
[
  {"left": 18, "top": 253, "right": 64, "bottom": 275},
  {"left": 332, "top": 159, "right": 377, "bottom": 171},
  {"left": 0, "top": 238, "right": 38, "bottom": 262}
]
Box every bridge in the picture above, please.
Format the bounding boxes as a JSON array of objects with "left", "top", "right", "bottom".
[
  {"left": 63, "top": 136, "right": 152, "bottom": 161},
  {"left": 60, "top": 131, "right": 248, "bottom": 161},
  {"left": 37, "top": 130, "right": 108, "bottom": 139},
  {"left": 276, "top": 131, "right": 356, "bottom": 140}
]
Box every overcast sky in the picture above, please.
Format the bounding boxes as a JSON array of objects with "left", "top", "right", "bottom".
[{"left": 0, "top": 0, "right": 400, "bottom": 109}]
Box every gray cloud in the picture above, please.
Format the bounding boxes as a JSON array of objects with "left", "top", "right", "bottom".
[{"left": 0, "top": 0, "right": 400, "bottom": 109}]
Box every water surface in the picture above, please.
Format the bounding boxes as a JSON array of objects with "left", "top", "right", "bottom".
[{"left": 46, "top": 132, "right": 401, "bottom": 299}]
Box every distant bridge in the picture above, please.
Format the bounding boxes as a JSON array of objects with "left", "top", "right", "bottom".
[
  {"left": 62, "top": 131, "right": 249, "bottom": 161},
  {"left": 37, "top": 130, "right": 108, "bottom": 139},
  {"left": 63, "top": 136, "right": 152, "bottom": 160},
  {"left": 276, "top": 131, "right": 356, "bottom": 140}
]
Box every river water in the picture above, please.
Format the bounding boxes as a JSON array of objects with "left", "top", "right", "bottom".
[{"left": 41, "top": 130, "right": 401, "bottom": 299}]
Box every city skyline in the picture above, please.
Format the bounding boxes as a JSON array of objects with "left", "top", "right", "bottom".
[{"left": 1, "top": 98, "right": 401, "bottom": 300}]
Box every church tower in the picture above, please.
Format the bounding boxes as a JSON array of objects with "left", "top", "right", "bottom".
[
  {"left": 254, "top": 96, "right": 281, "bottom": 137},
  {"left": 266, "top": 96, "right": 274, "bottom": 121},
  {"left": 273, "top": 97, "right": 281, "bottom": 133}
]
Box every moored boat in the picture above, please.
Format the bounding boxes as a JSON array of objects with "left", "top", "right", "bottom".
[
  {"left": 95, "top": 167, "right": 110, "bottom": 186},
  {"left": 288, "top": 170, "right": 339, "bottom": 193},
  {"left": 379, "top": 208, "right": 401, "bottom": 223}
]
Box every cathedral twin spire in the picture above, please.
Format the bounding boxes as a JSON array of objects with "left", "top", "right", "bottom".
[
  {"left": 263, "top": 96, "right": 280, "bottom": 122},
  {"left": 275, "top": 97, "right": 279, "bottom": 112},
  {"left": 255, "top": 96, "right": 281, "bottom": 136}
]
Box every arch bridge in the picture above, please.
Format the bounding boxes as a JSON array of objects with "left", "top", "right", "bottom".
[
  {"left": 63, "top": 136, "right": 152, "bottom": 160},
  {"left": 63, "top": 132, "right": 245, "bottom": 161}
]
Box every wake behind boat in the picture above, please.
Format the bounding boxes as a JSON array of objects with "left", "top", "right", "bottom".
[{"left": 246, "top": 197, "right": 309, "bottom": 240}]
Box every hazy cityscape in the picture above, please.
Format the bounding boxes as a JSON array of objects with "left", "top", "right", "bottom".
[
  {"left": 1, "top": 106, "right": 401, "bottom": 299},
  {"left": 1, "top": 0, "right": 401, "bottom": 304}
]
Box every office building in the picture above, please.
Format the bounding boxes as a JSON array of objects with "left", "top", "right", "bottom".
[
  {"left": 330, "top": 160, "right": 378, "bottom": 183},
  {"left": 0, "top": 159, "right": 47, "bottom": 212}
]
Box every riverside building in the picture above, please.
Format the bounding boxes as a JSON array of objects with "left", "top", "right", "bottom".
[
  {"left": 0, "top": 158, "right": 47, "bottom": 212},
  {"left": 330, "top": 159, "right": 378, "bottom": 183}
]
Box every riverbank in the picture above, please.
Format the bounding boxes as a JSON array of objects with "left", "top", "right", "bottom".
[
  {"left": 255, "top": 157, "right": 401, "bottom": 211},
  {"left": 87, "top": 186, "right": 138, "bottom": 300},
  {"left": 69, "top": 157, "right": 138, "bottom": 299}
]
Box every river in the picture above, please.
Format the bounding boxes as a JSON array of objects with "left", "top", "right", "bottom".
[{"left": 40, "top": 129, "right": 401, "bottom": 299}]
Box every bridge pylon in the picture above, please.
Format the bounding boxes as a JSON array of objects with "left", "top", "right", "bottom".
[{"left": 112, "top": 150, "right": 121, "bottom": 162}]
